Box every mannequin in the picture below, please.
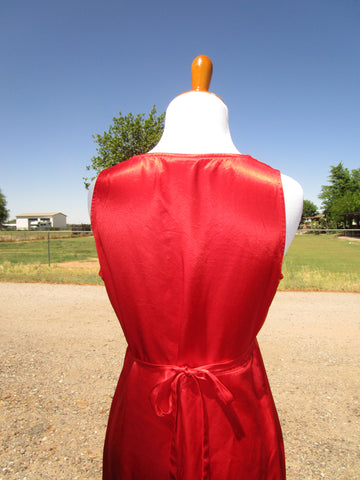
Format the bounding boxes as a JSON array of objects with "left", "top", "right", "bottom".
[
  {"left": 89, "top": 55, "right": 303, "bottom": 254},
  {"left": 91, "top": 57, "right": 304, "bottom": 480}
]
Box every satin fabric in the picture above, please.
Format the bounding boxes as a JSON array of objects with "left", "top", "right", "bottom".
[{"left": 91, "top": 153, "right": 286, "bottom": 480}]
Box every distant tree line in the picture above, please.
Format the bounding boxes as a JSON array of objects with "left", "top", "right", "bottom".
[
  {"left": 303, "top": 162, "right": 360, "bottom": 228},
  {"left": 302, "top": 199, "right": 319, "bottom": 218},
  {"left": 319, "top": 163, "right": 360, "bottom": 222}
]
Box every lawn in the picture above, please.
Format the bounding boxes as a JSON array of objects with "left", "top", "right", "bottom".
[
  {"left": 0, "top": 235, "right": 97, "bottom": 264},
  {"left": 0, "top": 233, "right": 359, "bottom": 291},
  {"left": 0, "top": 235, "right": 101, "bottom": 284},
  {"left": 281, "top": 233, "right": 360, "bottom": 291}
]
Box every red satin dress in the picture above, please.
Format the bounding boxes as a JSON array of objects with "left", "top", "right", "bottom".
[{"left": 91, "top": 153, "right": 286, "bottom": 480}]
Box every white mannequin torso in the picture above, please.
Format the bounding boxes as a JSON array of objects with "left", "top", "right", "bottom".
[
  {"left": 150, "top": 91, "right": 303, "bottom": 254},
  {"left": 89, "top": 91, "right": 303, "bottom": 255}
]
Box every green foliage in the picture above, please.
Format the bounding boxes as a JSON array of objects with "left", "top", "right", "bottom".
[
  {"left": 302, "top": 199, "right": 319, "bottom": 217},
  {"left": 330, "top": 191, "right": 360, "bottom": 220},
  {"left": 319, "top": 162, "right": 360, "bottom": 222},
  {"left": 84, "top": 106, "right": 165, "bottom": 188},
  {"left": 0, "top": 188, "right": 9, "bottom": 224}
]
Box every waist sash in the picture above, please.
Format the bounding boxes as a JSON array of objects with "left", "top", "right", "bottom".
[{"left": 130, "top": 344, "right": 255, "bottom": 480}]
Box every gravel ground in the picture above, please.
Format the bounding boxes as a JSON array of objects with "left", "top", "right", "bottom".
[{"left": 0, "top": 283, "right": 359, "bottom": 480}]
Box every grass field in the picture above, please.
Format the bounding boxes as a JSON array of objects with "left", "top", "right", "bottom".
[
  {"left": 0, "top": 234, "right": 100, "bottom": 284},
  {"left": 0, "top": 235, "right": 97, "bottom": 264},
  {"left": 281, "top": 233, "right": 360, "bottom": 291},
  {"left": 0, "top": 233, "right": 359, "bottom": 291}
]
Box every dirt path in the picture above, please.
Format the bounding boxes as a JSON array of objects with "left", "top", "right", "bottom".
[{"left": 1, "top": 283, "right": 359, "bottom": 479}]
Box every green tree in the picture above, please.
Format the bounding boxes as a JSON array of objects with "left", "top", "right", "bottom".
[
  {"left": 302, "top": 199, "right": 319, "bottom": 217},
  {"left": 330, "top": 191, "right": 360, "bottom": 219},
  {"left": 84, "top": 106, "right": 165, "bottom": 188},
  {"left": 0, "top": 188, "right": 9, "bottom": 225},
  {"left": 319, "top": 162, "right": 360, "bottom": 221}
]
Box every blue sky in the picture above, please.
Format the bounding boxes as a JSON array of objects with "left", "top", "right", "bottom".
[{"left": 1, "top": 0, "right": 359, "bottom": 223}]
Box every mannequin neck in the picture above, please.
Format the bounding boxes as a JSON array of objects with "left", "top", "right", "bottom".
[{"left": 150, "top": 91, "right": 240, "bottom": 154}]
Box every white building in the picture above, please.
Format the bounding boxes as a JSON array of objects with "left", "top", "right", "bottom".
[{"left": 16, "top": 212, "right": 67, "bottom": 230}]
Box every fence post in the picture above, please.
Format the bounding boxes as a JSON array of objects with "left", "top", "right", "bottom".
[{"left": 47, "top": 231, "right": 51, "bottom": 266}]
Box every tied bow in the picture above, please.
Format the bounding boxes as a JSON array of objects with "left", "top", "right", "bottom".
[
  {"left": 150, "top": 364, "right": 235, "bottom": 416},
  {"left": 147, "top": 362, "right": 245, "bottom": 480}
]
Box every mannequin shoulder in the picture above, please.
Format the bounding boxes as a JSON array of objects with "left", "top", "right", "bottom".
[
  {"left": 280, "top": 174, "right": 303, "bottom": 254},
  {"left": 280, "top": 174, "right": 303, "bottom": 208}
]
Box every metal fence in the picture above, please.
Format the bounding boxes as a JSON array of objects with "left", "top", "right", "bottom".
[
  {"left": 1, "top": 228, "right": 359, "bottom": 244},
  {"left": 0, "top": 228, "right": 359, "bottom": 268},
  {"left": 0, "top": 230, "right": 93, "bottom": 242},
  {"left": 297, "top": 228, "right": 360, "bottom": 237},
  {"left": 0, "top": 230, "right": 95, "bottom": 267}
]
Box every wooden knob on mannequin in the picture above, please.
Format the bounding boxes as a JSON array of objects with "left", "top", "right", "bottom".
[{"left": 191, "top": 55, "right": 213, "bottom": 92}]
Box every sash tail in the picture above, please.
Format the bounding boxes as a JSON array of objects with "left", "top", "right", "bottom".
[{"left": 132, "top": 345, "right": 254, "bottom": 480}]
